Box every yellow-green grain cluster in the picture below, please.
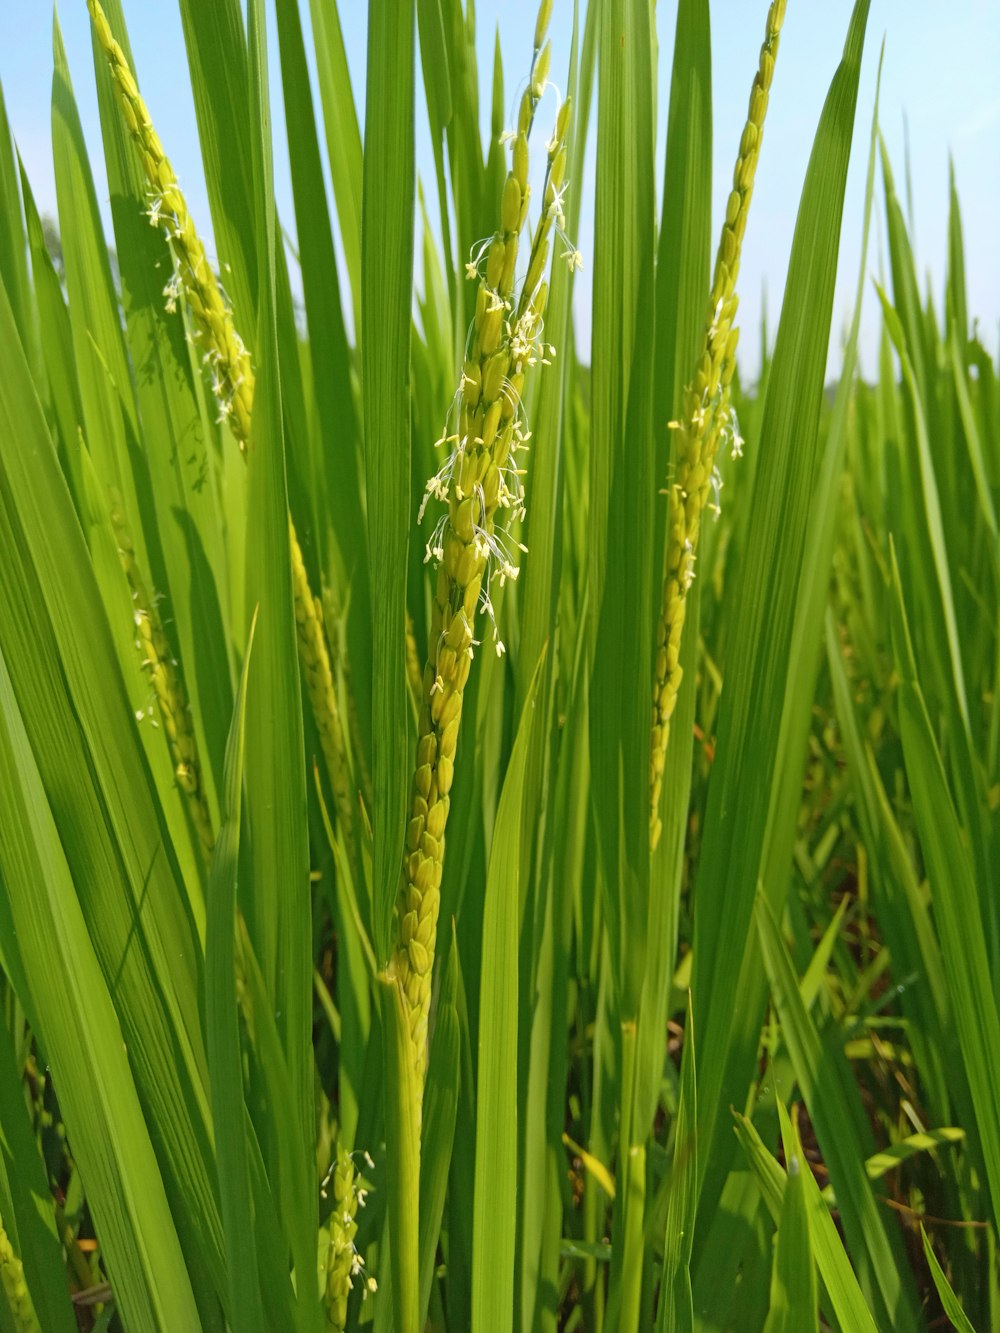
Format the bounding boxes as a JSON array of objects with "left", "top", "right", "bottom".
[
  {"left": 292, "top": 528, "right": 356, "bottom": 862},
  {"left": 87, "top": 0, "right": 355, "bottom": 847},
  {"left": 110, "top": 491, "right": 215, "bottom": 863},
  {"left": 0, "top": 1216, "right": 39, "bottom": 1333},
  {"left": 321, "top": 1148, "right": 371, "bottom": 1331},
  {"left": 648, "top": 0, "right": 786, "bottom": 849},
  {"left": 290, "top": 548, "right": 356, "bottom": 851},
  {"left": 86, "top": 0, "right": 252, "bottom": 441},
  {"left": 392, "top": 1, "right": 574, "bottom": 1082}
]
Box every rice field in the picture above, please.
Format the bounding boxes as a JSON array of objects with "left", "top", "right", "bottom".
[{"left": 0, "top": 0, "right": 996, "bottom": 1329}]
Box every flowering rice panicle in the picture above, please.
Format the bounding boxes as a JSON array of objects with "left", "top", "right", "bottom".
[
  {"left": 393, "top": 0, "right": 577, "bottom": 1088},
  {"left": 648, "top": 0, "right": 786, "bottom": 849},
  {"left": 87, "top": 0, "right": 356, "bottom": 851},
  {"left": 320, "top": 1147, "right": 376, "bottom": 1331}
]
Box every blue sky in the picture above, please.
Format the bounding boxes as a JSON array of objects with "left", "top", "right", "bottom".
[{"left": 2, "top": 1, "right": 998, "bottom": 380}]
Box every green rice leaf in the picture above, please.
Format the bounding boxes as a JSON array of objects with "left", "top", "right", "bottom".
[
  {"left": 440, "top": 0, "right": 485, "bottom": 332},
  {"left": 51, "top": 13, "right": 145, "bottom": 563},
  {"left": 755, "top": 889, "right": 920, "bottom": 1327},
  {"left": 362, "top": 0, "right": 415, "bottom": 959},
  {"left": 587, "top": 8, "right": 657, "bottom": 1324},
  {"left": 238, "top": 924, "right": 324, "bottom": 1333},
  {"left": 945, "top": 161, "right": 968, "bottom": 343},
  {"left": 241, "top": 0, "right": 315, "bottom": 1252},
  {"left": 889, "top": 545, "right": 1000, "bottom": 1227},
  {"left": 734, "top": 1110, "right": 879, "bottom": 1333},
  {"left": 416, "top": 0, "right": 457, "bottom": 320},
  {"left": 588, "top": 0, "right": 656, "bottom": 1020},
  {"left": 950, "top": 327, "right": 998, "bottom": 541},
  {"left": 0, "top": 81, "right": 38, "bottom": 377},
  {"left": 874, "top": 282, "right": 970, "bottom": 728},
  {"left": 0, "top": 642, "right": 200, "bottom": 1330},
  {"left": 921, "top": 1226, "right": 976, "bottom": 1333},
  {"left": 654, "top": 0, "right": 711, "bottom": 450},
  {"left": 657, "top": 992, "right": 697, "bottom": 1333},
  {"left": 879, "top": 143, "right": 929, "bottom": 400},
  {"left": 471, "top": 649, "right": 546, "bottom": 1333},
  {"left": 764, "top": 1105, "right": 817, "bottom": 1333},
  {"left": 308, "top": 0, "right": 363, "bottom": 333},
  {"left": 0, "top": 258, "right": 225, "bottom": 1316},
  {"left": 863, "top": 1128, "right": 965, "bottom": 1184},
  {"left": 205, "top": 611, "right": 264, "bottom": 1332},
  {"left": 826, "top": 610, "right": 955, "bottom": 1116},
  {"left": 16, "top": 156, "right": 82, "bottom": 470}
]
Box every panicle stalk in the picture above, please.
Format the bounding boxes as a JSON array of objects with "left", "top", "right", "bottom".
[
  {"left": 393, "top": 0, "right": 576, "bottom": 1086},
  {"left": 86, "top": 0, "right": 355, "bottom": 850},
  {"left": 648, "top": 0, "right": 786, "bottom": 849}
]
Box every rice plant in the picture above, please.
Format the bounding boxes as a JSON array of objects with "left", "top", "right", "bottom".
[{"left": 0, "top": 0, "right": 995, "bottom": 1329}]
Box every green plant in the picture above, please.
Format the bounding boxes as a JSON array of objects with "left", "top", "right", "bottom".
[{"left": 0, "top": 0, "right": 995, "bottom": 1329}]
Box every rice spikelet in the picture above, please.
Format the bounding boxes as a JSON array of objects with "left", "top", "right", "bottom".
[
  {"left": 392, "top": 0, "right": 576, "bottom": 1085},
  {"left": 321, "top": 1148, "right": 375, "bottom": 1330},
  {"left": 87, "top": 0, "right": 355, "bottom": 852},
  {"left": 0, "top": 1216, "right": 39, "bottom": 1333},
  {"left": 648, "top": 0, "right": 786, "bottom": 849}
]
